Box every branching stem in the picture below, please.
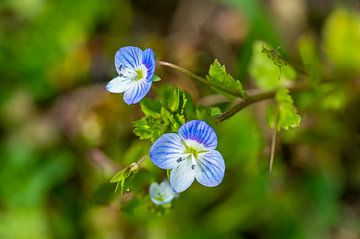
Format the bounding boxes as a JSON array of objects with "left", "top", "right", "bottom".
[
  {"left": 159, "top": 60, "right": 309, "bottom": 124},
  {"left": 214, "top": 82, "right": 308, "bottom": 123},
  {"left": 158, "top": 61, "right": 246, "bottom": 98}
]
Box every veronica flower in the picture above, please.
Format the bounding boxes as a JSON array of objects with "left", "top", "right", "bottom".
[
  {"left": 150, "top": 120, "right": 225, "bottom": 193},
  {"left": 106, "top": 46, "right": 155, "bottom": 104},
  {"left": 149, "top": 180, "right": 178, "bottom": 205}
]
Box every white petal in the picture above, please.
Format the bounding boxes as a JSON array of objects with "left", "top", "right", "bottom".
[
  {"left": 105, "top": 76, "right": 133, "bottom": 93},
  {"left": 170, "top": 159, "right": 195, "bottom": 193}
]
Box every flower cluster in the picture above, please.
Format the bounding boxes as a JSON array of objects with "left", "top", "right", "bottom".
[{"left": 107, "top": 46, "right": 225, "bottom": 204}]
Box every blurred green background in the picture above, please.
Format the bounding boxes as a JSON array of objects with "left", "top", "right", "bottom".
[{"left": 0, "top": 0, "right": 359, "bottom": 238}]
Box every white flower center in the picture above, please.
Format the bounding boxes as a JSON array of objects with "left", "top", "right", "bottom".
[
  {"left": 118, "top": 64, "right": 147, "bottom": 81},
  {"left": 177, "top": 140, "right": 208, "bottom": 170}
]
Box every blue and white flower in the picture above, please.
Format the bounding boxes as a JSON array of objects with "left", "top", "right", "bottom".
[
  {"left": 106, "top": 46, "right": 155, "bottom": 104},
  {"left": 149, "top": 180, "right": 178, "bottom": 205},
  {"left": 150, "top": 120, "right": 225, "bottom": 193}
]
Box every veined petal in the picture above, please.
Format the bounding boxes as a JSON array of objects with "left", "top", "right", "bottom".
[
  {"left": 170, "top": 159, "right": 195, "bottom": 193},
  {"left": 105, "top": 76, "right": 133, "bottom": 93},
  {"left": 142, "top": 48, "right": 155, "bottom": 81},
  {"left": 115, "top": 46, "right": 142, "bottom": 73},
  {"left": 150, "top": 133, "right": 185, "bottom": 169},
  {"left": 178, "top": 120, "right": 218, "bottom": 149},
  {"left": 123, "top": 79, "right": 152, "bottom": 104},
  {"left": 195, "top": 150, "right": 225, "bottom": 187}
]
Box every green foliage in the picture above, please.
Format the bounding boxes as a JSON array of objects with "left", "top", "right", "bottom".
[
  {"left": 133, "top": 88, "right": 195, "bottom": 142},
  {"left": 323, "top": 8, "right": 360, "bottom": 73},
  {"left": 110, "top": 161, "right": 140, "bottom": 194},
  {"left": 298, "top": 34, "right": 321, "bottom": 84},
  {"left": 267, "top": 88, "right": 301, "bottom": 131},
  {"left": 207, "top": 59, "right": 247, "bottom": 99},
  {"left": 0, "top": 0, "right": 359, "bottom": 238},
  {"left": 249, "top": 41, "right": 296, "bottom": 90}
]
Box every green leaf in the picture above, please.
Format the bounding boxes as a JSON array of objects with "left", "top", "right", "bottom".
[
  {"left": 210, "top": 107, "right": 222, "bottom": 117},
  {"left": 152, "top": 74, "right": 161, "bottom": 82},
  {"left": 207, "top": 59, "right": 247, "bottom": 99},
  {"left": 323, "top": 8, "right": 360, "bottom": 73},
  {"left": 249, "top": 41, "right": 296, "bottom": 90},
  {"left": 298, "top": 34, "right": 321, "bottom": 85},
  {"left": 274, "top": 88, "right": 301, "bottom": 130},
  {"left": 266, "top": 105, "right": 277, "bottom": 129},
  {"left": 140, "top": 98, "right": 162, "bottom": 116},
  {"left": 133, "top": 88, "right": 191, "bottom": 142}
]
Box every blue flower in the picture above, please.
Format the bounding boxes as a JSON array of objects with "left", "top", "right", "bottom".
[
  {"left": 106, "top": 46, "right": 155, "bottom": 104},
  {"left": 150, "top": 120, "right": 225, "bottom": 193},
  {"left": 149, "top": 180, "right": 178, "bottom": 205}
]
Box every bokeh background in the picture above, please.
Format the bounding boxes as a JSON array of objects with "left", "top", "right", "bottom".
[{"left": 0, "top": 0, "right": 360, "bottom": 238}]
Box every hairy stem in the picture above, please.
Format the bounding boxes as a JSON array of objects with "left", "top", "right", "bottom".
[
  {"left": 158, "top": 61, "right": 245, "bottom": 98},
  {"left": 215, "top": 82, "right": 308, "bottom": 123},
  {"left": 269, "top": 110, "right": 278, "bottom": 173}
]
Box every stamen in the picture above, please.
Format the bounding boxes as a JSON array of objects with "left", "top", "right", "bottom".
[
  {"left": 191, "top": 165, "right": 196, "bottom": 170},
  {"left": 176, "top": 158, "right": 183, "bottom": 163}
]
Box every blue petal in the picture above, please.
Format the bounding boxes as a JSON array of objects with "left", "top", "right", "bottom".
[
  {"left": 195, "top": 150, "right": 225, "bottom": 187},
  {"left": 105, "top": 76, "right": 133, "bottom": 93},
  {"left": 150, "top": 133, "right": 185, "bottom": 169},
  {"left": 115, "top": 46, "right": 142, "bottom": 73},
  {"left": 142, "top": 48, "right": 155, "bottom": 82},
  {"left": 123, "top": 80, "right": 152, "bottom": 104},
  {"left": 178, "top": 120, "right": 218, "bottom": 149},
  {"left": 170, "top": 159, "right": 195, "bottom": 193}
]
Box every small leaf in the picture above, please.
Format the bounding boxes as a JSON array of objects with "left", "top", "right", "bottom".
[
  {"left": 152, "top": 74, "right": 161, "bottom": 82},
  {"left": 275, "top": 88, "right": 301, "bottom": 130},
  {"left": 210, "top": 107, "right": 222, "bottom": 117},
  {"left": 207, "top": 59, "right": 247, "bottom": 99},
  {"left": 167, "top": 89, "right": 181, "bottom": 112}
]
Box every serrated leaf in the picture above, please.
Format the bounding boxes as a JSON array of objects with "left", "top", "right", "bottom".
[
  {"left": 249, "top": 41, "right": 296, "bottom": 90},
  {"left": 275, "top": 88, "right": 301, "bottom": 130},
  {"left": 134, "top": 87, "right": 192, "bottom": 142},
  {"left": 207, "top": 59, "right": 247, "bottom": 99},
  {"left": 140, "top": 98, "right": 162, "bottom": 116}
]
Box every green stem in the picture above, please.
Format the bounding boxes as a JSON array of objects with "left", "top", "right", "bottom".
[{"left": 158, "top": 61, "right": 246, "bottom": 98}]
